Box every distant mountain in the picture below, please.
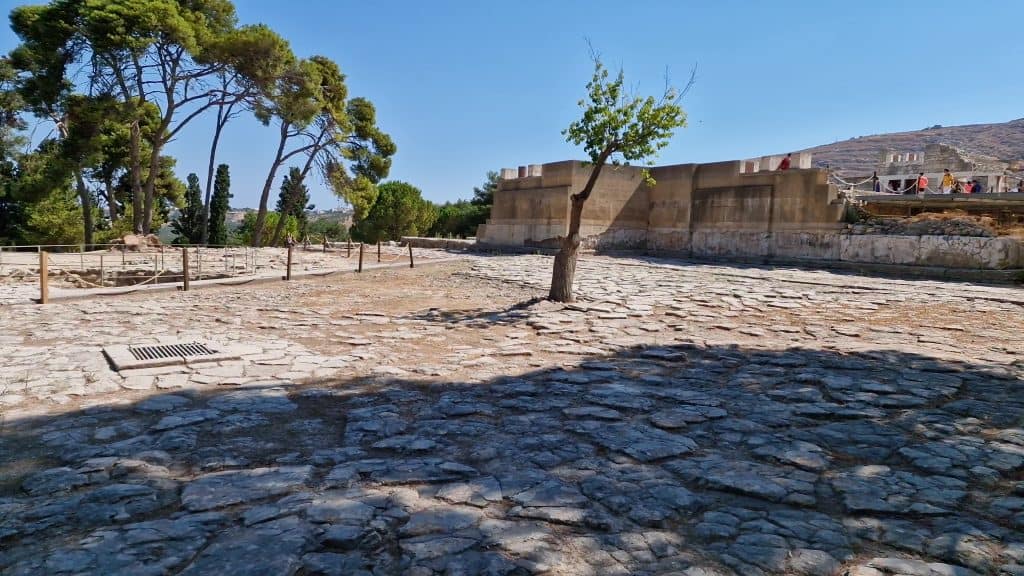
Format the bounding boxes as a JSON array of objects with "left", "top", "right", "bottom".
[{"left": 801, "top": 118, "right": 1024, "bottom": 175}]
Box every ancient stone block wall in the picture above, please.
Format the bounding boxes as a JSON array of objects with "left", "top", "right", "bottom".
[
  {"left": 478, "top": 158, "right": 1024, "bottom": 270},
  {"left": 479, "top": 159, "right": 844, "bottom": 248}
]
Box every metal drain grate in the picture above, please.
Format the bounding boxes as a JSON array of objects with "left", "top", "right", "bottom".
[{"left": 129, "top": 342, "right": 218, "bottom": 361}]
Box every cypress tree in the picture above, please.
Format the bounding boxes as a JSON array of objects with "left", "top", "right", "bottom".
[{"left": 208, "top": 164, "right": 231, "bottom": 245}]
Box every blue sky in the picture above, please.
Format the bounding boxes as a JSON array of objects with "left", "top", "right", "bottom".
[{"left": 2, "top": 0, "right": 1022, "bottom": 208}]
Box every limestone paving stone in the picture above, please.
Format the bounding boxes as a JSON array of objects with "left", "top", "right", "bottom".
[{"left": 2, "top": 253, "right": 1024, "bottom": 574}]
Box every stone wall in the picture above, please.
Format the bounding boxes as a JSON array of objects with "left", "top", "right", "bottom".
[
  {"left": 479, "top": 158, "right": 1024, "bottom": 271},
  {"left": 479, "top": 159, "right": 846, "bottom": 249},
  {"left": 678, "top": 231, "right": 1023, "bottom": 270}
]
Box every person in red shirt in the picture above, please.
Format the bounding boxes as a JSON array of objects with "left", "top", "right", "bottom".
[
  {"left": 777, "top": 153, "right": 792, "bottom": 170},
  {"left": 916, "top": 172, "right": 929, "bottom": 195}
]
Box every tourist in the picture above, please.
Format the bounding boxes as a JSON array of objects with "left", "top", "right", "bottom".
[
  {"left": 916, "top": 172, "right": 929, "bottom": 195},
  {"left": 941, "top": 169, "right": 955, "bottom": 194},
  {"left": 953, "top": 179, "right": 964, "bottom": 194},
  {"left": 871, "top": 172, "right": 880, "bottom": 193},
  {"left": 964, "top": 180, "right": 974, "bottom": 193},
  {"left": 1017, "top": 179, "right": 1024, "bottom": 193},
  {"left": 777, "top": 153, "right": 792, "bottom": 170},
  {"left": 973, "top": 180, "right": 984, "bottom": 194}
]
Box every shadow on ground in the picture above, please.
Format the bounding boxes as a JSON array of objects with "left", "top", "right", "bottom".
[{"left": 1, "top": 340, "right": 1023, "bottom": 575}]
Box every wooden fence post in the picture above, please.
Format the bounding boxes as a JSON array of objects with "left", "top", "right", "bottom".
[
  {"left": 408, "top": 243, "right": 414, "bottom": 268},
  {"left": 347, "top": 238, "right": 352, "bottom": 258},
  {"left": 99, "top": 254, "right": 104, "bottom": 286},
  {"left": 181, "top": 247, "right": 190, "bottom": 291},
  {"left": 358, "top": 243, "right": 364, "bottom": 272},
  {"left": 285, "top": 244, "right": 293, "bottom": 280},
  {"left": 377, "top": 241, "right": 381, "bottom": 263},
  {"left": 39, "top": 251, "right": 48, "bottom": 304}
]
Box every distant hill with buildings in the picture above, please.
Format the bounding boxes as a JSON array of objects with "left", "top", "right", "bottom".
[{"left": 801, "top": 118, "right": 1024, "bottom": 175}]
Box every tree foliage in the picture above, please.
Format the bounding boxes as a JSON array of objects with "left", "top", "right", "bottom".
[
  {"left": 1, "top": 0, "right": 396, "bottom": 247},
  {"left": 173, "top": 173, "right": 204, "bottom": 244},
  {"left": 428, "top": 201, "right": 488, "bottom": 238},
  {"left": 272, "top": 166, "right": 311, "bottom": 243},
  {"left": 307, "top": 217, "right": 347, "bottom": 241},
  {"left": 472, "top": 170, "right": 500, "bottom": 206},
  {"left": 249, "top": 55, "right": 394, "bottom": 246},
  {"left": 235, "top": 211, "right": 296, "bottom": 246},
  {"left": 549, "top": 51, "right": 690, "bottom": 302},
  {"left": 207, "top": 164, "right": 232, "bottom": 245},
  {"left": 22, "top": 186, "right": 83, "bottom": 245},
  {"left": 352, "top": 181, "right": 436, "bottom": 243},
  {"left": 331, "top": 172, "right": 377, "bottom": 223}
]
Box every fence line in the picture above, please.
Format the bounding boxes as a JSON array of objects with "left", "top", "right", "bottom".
[{"left": 6, "top": 241, "right": 423, "bottom": 304}]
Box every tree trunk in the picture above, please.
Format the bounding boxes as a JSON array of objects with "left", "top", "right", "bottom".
[
  {"left": 270, "top": 151, "right": 317, "bottom": 247},
  {"left": 129, "top": 121, "right": 143, "bottom": 234},
  {"left": 201, "top": 104, "right": 228, "bottom": 245},
  {"left": 75, "top": 170, "right": 94, "bottom": 249},
  {"left": 269, "top": 193, "right": 293, "bottom": 248},
  {"left": 547, "top": 151, "right": 612, "bottom": 303},
  {"left": 548, "top": 235, "right": 580, "bottom": 302},
  {"left": 103, "top": 176, "right": 118, "bottom": 223},
  {"left": 141, "top": 142, "right": 162, "bottom": 234},
  {"left": 252, "top": 122, "right": 290, "bottom": 247}
]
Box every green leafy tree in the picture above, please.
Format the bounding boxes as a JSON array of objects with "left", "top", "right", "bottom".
[
  {"left": 200, "top": 24, "right": 293, "bottom": 243},
  {"left": 173, "top": 173, "right": 204, "bottom": 244},
  {"left": 0, "top": 57, "right": 27, "bottom": 243},
  {"left": 207, "top": 164, "right": 232, "bottom": 245},
  {"left": 548, "top": 52, "right": 691, "bottom": 302},
  {"left": 352, "top": 181, "right": 436, "bottom": 243},
  {"left": 251, "top": 56, "right": 394, "bottom": 246},
  {"left": 22, "top": 186, "right": 84, "bottom": 245},
  {"left": 428, "top": 200, "right": 489, "bottom": 238},
  {"left": 112, "top": 155, "right": 185, "bottom": 233},
  {"left": 330, "top": 171, "right": 377, "bottom": 224},
  {"left": 235, "top": 211, "right": 296, "bottom": 246},
  {"left": 307, "top": 217, "right": 348, "bottom": 241},
  {"left": 471, "top": 170, "right": 500, "bottom": 206},
  {"left": 8, "top": 0, "right": 285, "bottom": 235},
  {"left": 271, "top": 166, "right": 311, "bottom": 244}
]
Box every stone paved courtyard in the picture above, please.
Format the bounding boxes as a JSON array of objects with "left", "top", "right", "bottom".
[{"left": 1, "top": 254, "right": 1023, "bottom": 575}]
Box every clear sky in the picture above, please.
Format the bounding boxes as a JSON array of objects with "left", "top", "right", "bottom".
[{"left": 2, "top": 0, "right": 1022, "bottom": 209}]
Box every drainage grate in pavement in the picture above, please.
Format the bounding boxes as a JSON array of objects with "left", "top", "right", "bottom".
[
  {"left": 129, "top": 342, "right": 218, "bottom": 361},
  {"left": 104, "top": 340, "right": 238, "bottom": 371}
]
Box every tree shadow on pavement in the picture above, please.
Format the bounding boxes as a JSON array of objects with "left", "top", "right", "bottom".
[{"left": 1, "top": 341, "right": 1023, "bottom": 575}]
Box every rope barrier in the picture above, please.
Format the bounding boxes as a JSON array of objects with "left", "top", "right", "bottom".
[
  {"left": 829, "top": 174, "right": 876, "bottom": 188},
  {"left": 377, "top": 243, "right": 409, "bottom": 263},
  {"left": 67, "top": 269, "right": 171, "bottom": 289}
]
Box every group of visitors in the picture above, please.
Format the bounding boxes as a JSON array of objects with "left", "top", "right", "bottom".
[
  {"left": 880, "top": 169, "right": 1004, "bottom": 195},
  {"left": 935, "top": 169, "right": 987, "bottom": 195},
  {"left": 864, "top": 169, "right": 1019, "bottom": 195}
]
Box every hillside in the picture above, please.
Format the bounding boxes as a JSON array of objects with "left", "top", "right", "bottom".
[{"left": 801, "top": 118, "right": 1024, "bottom": 175}]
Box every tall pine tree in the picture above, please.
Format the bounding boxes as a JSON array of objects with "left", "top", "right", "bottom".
[
  {"left": 173, "top": 173, "right": 204, "bottom": 244},
  {"left": 208, "top": 164, "right": 231, "bottom": 245},
  {"left": 272, "top": 167, "right": 311, "bottom": 244}
]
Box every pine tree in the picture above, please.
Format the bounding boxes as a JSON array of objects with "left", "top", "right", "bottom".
[
  {"left": 208, "top": 164, "right": 231, "bottom": 245},
  {"left": 172, "top": 173, "right": 204, "bottom": 244}
]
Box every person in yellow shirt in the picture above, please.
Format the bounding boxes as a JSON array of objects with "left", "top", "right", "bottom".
[{"left": 941, "top": 169, "right": 955, "bottom": 194}]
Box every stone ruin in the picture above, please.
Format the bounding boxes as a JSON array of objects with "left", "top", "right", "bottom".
[{"left": 110, "top": 234, "right": 163, "bottom": 252}]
